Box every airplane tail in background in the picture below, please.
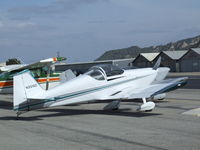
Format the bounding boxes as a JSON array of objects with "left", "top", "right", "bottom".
[
  {"left": 152, "top": 57, "right": 170, "bottom": 81},
  {"left": 153, "top": 57, "right": 161, "bottom": 70},
  {"left": 13, "top": 70, "right": 46, "bottom": 111}
]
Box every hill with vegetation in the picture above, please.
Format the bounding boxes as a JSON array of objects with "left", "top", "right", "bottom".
[{"left": 96, "top": 35, "right": 200, "bottom": 60}]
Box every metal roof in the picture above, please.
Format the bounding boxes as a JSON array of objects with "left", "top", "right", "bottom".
[
  {"left": 55, "top": 58, "right": 135, "bottom": 66},
  {"left": 190, "top": 48, "right": 200, "bottom": 55},
  {"left": 162, "top": 50, "right": 188, "bottom": 60},
  {"left": 111, "top": 58, "right": 135, "bottom": 62},
  {"left": 140, "top": 53, "right": 159, "bottom": 61}
]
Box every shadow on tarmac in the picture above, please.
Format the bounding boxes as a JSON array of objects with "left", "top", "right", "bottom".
[
  {"left": 0, "top": 108, "right": 162, "bottom": 121},
  {"left": 0, "top": 100, "right": 12, "bottom": 110}
]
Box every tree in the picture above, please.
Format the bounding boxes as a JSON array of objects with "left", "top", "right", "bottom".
[{"left": 6, "top": 58, "right": 21, "bottom": 65}]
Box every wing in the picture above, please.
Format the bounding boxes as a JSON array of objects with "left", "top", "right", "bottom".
[
  {"left": 0, "top": 64, "right": 27, "bottom": 72},
  {"left": 110, "top": 77, "right": 188, "bottom": 99},
  {"left": 9, "top": 57, "right": 66, "bottom": 72}
]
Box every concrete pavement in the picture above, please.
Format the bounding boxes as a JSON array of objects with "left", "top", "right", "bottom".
[{"left": 0, "top": 89, "right": 199, "bottom": 150}]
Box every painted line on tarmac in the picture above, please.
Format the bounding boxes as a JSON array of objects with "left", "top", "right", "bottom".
[{"left": 182, "top": 108, "right": 200, "bottom": 117}]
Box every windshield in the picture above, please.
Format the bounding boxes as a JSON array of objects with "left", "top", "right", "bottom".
[
  {"left": 97, "top": 64, "right": 124, "bottom": 77},
  {"left": 85, "top": 69, "right": 105, "bottom": 80},
  {"left": 85, "top": 64, "right": 124, "bottom": 80}
]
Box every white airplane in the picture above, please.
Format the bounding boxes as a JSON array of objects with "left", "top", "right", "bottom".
[{"left": 13, "top": 58, "right": 188, "bottom": 117}]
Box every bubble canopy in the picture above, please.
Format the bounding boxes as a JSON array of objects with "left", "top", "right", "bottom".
[{"left": 85, "top": 64, "right": 124, "bottom": 80}]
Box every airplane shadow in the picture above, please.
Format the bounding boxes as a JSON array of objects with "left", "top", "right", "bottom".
[
  {"left": 83, "top": 99, "right": 169, "bottom": 104},
  {"left": 0, "top": 108, "right": 162, "bottom": 121},
  {"left": 0, "top": 100, "right": 12, "bottom": 110}
]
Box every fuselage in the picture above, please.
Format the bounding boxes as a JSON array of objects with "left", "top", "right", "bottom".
[{"left": 39, "top": 67, "right": 170, "bottom": 108}]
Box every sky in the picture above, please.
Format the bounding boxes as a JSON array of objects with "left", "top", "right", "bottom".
[{"left": 0, "top": 0, "right": 200, "bottom": 63}]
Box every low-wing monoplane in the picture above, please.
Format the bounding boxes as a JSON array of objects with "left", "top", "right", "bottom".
[
  {"left": 0, "top": 57, "right": 66, "bottom": 94},
  {"left": 13, "top": 58, "right": 187, "bottom": 117}
]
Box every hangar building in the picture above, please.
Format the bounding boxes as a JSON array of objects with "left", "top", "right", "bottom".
[
  {"left": 153, "top": 50, "right": 187, "bottom": 72},
  {"left": 55, "top": 48, "right": 200, "bottom": 73},
  {"left": 55, "top": 58, "right": 135, "bottom": 74},
  {"left": 180, "top": 48, "right": 200, "bottom": 72},
  {"left": 132, "top": 53, "right": 159, "bottom": 68}
]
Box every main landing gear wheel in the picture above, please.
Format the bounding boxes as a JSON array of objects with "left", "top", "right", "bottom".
[
  {"left": 137, "top": 98, "right": 155, "bottom": 112},
  {"left": 103, "top": 100, "right": 121, "bottom": 110}
]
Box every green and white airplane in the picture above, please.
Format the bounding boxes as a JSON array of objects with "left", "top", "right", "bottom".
[{"left": 0, "top": 57, "right": 66, "bottom": 94}]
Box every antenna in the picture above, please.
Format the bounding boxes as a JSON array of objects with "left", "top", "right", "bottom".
[{"left": 57, "top": 51, "right": 60, "bottom": 57}]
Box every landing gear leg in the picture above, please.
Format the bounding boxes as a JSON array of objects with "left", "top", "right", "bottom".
[
  {"left": 142, "top": 97, "right": 147, "bottom": 104},
  {"left": 16, "top": 111, "right": 21, "bottom": 120},
  {"left": 16, "top": 111, "right": 26, "bottom": 120},
  {"left": 103, "top": 100, "right": 121, "bottom": 110}
]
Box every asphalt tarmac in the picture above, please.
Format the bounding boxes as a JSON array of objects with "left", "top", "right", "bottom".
[{"left": 0, "top": 89, "right": 199, "bottom": 150}]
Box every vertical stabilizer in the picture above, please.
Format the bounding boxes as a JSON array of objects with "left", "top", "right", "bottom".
[{"left": 13, "top": 70, "right": 45, "bottom": 111}]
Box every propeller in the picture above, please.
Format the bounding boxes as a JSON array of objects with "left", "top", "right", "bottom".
[{"left": 45, "top": 65, "right": 51, "bottom": 90}]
